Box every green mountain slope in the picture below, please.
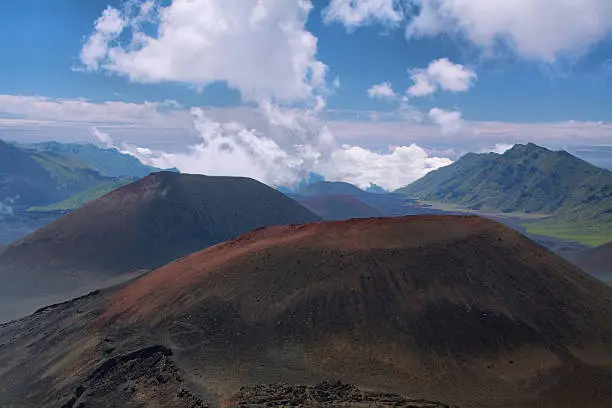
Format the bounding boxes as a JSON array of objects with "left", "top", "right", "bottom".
[
  {"left": 28, "top": 177, "right": 137, "bottom": 212},
  {"left": 0, "top": 139, "right": 111, "bottom": 207},
  {"left": 396, "top": 143, "right": 612, "bottom": 246},
  {"left": 26, "top": 141, "right": 164, "bottom": 178}
]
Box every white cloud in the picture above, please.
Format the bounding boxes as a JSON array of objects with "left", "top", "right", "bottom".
[
  {"left": 407, "top": 58, "right": 477, "bottom": 97},
  {"left": 0, "top": 94, "right": 195, "bottom": 149},
  {"left": 428, "top": 107, "right": 463, "bottom": 135},
  {"left": 125, "top": 109, "right": 322, "bottom": 187},
  {"left": 406, "top": 0, "right": 612, "bottom": 62},
  {"left": 317, "top": 144, "right": 452, "bottom": 190},
  {"left": 73, "top": 1, "right": 458, "bottom": 190},
  {"left": 367, "top": 82, "right": 397, "bottom": 99},
  {"left": 80, "top": 7, "right": 126, "bottom": 70},
  {"left": 0, "top": 94, "right": 187, "bottom": 126},
  {"left": 119, "top": 106, "right": 450, "bottom": 190},
  {"left": 80, "top": 0, "right": 328, "bottom": 104},
  {"left": 478, "top": 143, "right": 513, "bottom": 154},
  {"left": 323, "top": 0, "right": 404, "bottom": 30},
  {"left": 91, "top": 127, "right": 114, "bottom": 148},
  {"left": 3, "top": 94, "right": 612, "bottom": 149},
  {"left": 4, "top": 94, "right": 612, "bottom": 187}
]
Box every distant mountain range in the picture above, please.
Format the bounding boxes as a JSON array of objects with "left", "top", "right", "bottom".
[
  {"left": 1, "top": 140, "right": 168, "bottom": 209},
  {"left": 0, "top": 139, "right": 175, "bottom": 244},
  {"left": 3, "top": 139, "right": 611, "bottom": 279},
  {"left": 0, "top": 139, "right": 112, "bottom": 207},
  {"left": 25, "top": 141, "right": 166, "bottom": 178},
  {"left": 396, "top": 143, "right": 612, "bottom": 247}
]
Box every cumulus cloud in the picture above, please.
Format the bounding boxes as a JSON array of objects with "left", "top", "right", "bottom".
[
  {"left": 80, "top": 7, "right": 125, "bottom": 70},
  {"left": 119, "top": 107, "right": 450, "bottom": 190},
  {"left": 406, "top": 0, "right": 612, "bottom": 62},
  {"left": 29, "top": 0, "right": 610, "bottom": 190},
  {"left": 316, "top": 144, "right": 452, "bottom": 190},
  {"left": 428, "top": 107, "right": 463, "bottom": 135},
  {"left": 80, "top": 0, "right": 328, "bottom": 104},
  {"left": 73, "top": 1, "right": 454, "bottom": 190},
  {"left": 407, "top": 58, "right": 476, "bottom": 97},
  {"left": 124, "top": 110, "right": 323, "bottom": 187},
  {"left": 323, "top": 0, "right": 404, "bottom": 30},
  {"left": 367, "top": 82, "right": 397, "bottom": 99}
]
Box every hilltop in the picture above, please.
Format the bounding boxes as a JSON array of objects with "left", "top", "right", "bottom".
[
  {"left": 297, "top": 180, "right": 370, "bottom": 197},
  {"left": 292, "top": 194, "right": 385, "bottom": 220},
  {"left": 397, "top": 143, "right": 612, "bottom": 246},
  {"left": 1, "top": 215, "right": 610, "bottom": 407},
  {"left": 0, "top": 172, "right": 320, "bottom": 321}
]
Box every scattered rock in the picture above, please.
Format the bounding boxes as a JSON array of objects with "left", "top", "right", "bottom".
[{"left": 230, "top": 381, "right": 457, "bottom": 407}]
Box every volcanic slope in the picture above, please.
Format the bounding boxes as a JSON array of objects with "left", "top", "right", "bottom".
[
  {"left": 1, "top": 216, "right": 611, "bottom": 408},
  {"left": 574, "top": 242, "right": 612, "bottom": 285},
  {"left": 297, "top": 180, "right": 369, "bottom": 197},
  {"left": 0, "top": 171, "right": 320, "bottom": 321},
  {"left": 294, "top": 194, "right": 386, "bottom": 220}
]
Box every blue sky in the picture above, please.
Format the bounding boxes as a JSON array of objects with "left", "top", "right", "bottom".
[
  {"left": 1, "top": 0, "right": 612, "bottom": 189},
  {"left": 3, "top": 0, "right": 612, "bottom": 121}
]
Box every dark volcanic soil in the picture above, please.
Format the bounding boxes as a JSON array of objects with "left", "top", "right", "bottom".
[{"left": 0, "top": 215, "right": 611, "bottom": 408}]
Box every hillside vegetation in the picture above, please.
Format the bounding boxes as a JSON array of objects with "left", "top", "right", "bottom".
[
  {"left": 0, "top": 140, "right": 110, "bottom": 207},
  {"left": 396, "top": 143, "right": 612, "bottom": 246},
  {"left": 27, "top": 141, "right": 162, "bottom": 178},
  {"left": 28, "top": 177, "right": 136, "bottom": 212}
]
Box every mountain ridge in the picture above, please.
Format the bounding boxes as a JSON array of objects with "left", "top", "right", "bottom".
[
  {"left": 396, "top": 143, "right": 612, "bottom": 246},
  {"left": 26, "top": 141, "right": 168, "bottom": 178},
  {"left": 0, "top": 139, "right": 111, "bottom": 207}
]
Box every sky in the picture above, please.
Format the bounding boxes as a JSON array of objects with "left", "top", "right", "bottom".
[{"left": 1, "top": 0, "right": 612, "bottom": 190}]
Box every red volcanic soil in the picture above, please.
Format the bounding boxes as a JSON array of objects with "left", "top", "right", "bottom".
[
  {"left": 575, "top": 241, "right": 612, "bottom": 285},
  {"left": 1, "top": 215, "right": 611, "bottom": 408},
  {"left": 98, "top": 215, "right": 612, "bottom": 407},
  {"left": 294, "top": 194, "right": 385, "bottom": 220}
]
